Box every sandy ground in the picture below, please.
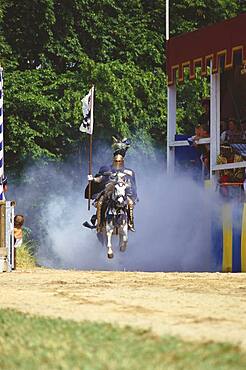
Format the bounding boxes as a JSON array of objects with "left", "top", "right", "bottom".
[{"left": 1, "top": 269, "right": 246, "bottom": 348}]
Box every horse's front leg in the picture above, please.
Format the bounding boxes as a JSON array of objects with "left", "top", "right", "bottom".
[
  {"left": 119, "top": 221, "right": 128, "bottom": 252},
  {"left": 106, "top": 223, "right": 114, "bottom": 259}
]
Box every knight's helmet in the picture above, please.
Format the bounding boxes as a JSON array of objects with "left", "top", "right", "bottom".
[{"left": 112, "top": 137, "right": 131, "bottom": 170}]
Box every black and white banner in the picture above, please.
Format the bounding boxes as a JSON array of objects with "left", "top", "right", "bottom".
[{"left": 79, "top": 86, "right": 94, "bottom": 135}]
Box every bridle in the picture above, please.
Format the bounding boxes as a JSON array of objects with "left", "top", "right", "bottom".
[{"left": 110, "top": 173, "right": 128, "bottom": 209}]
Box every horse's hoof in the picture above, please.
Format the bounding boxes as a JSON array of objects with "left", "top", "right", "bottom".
[
  {"left": 120, "top": 245, "right": 127, "bottom": 252},
  {"left": 108, "top": 252, "right": 114, "bottom": 259}
]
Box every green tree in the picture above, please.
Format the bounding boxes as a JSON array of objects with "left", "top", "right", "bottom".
[{"left": 0, "top": 0, "right": 245, "bottom": 172}]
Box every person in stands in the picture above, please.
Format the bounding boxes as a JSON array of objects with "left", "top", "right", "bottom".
[
  {"left": 199, "top": 97, "right": 210, "bottom": 127},
  {"left": 240, "top": 119, "right": 246, "bottom": 141},
  {"left": 199, "top": 124, "right": 210, "bottom": 178},
  {"left": 220, "top": 118, "right": 241, "bottom": 143},
  {"left": 188, "top": 123, "right": 210, "bottom": 179},
  {"left": 220, "top": 120, "right": 227, "bottom": 133},
  {"left": 187, "top": 124, "right": 202, "bottom": 146}
]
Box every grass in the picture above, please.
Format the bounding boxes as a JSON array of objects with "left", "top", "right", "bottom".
[
  {"left": 0, "top": 309, "right": 245, "bottom": 370},
  {"left": 15, "top": 242, "right": 36, "bottom": 269}
]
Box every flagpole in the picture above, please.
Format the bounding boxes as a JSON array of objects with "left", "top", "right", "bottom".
[
  {"left": 166, "top": 0, "right": 169, "bottom": 41},
  {"left": 0, "top": 67, "right": 4, "bottom": 201},
  {"left": 88, "top": 85, "right": 94, "bottom": 210}
]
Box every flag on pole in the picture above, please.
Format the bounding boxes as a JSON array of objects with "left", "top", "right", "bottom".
[
  {"left": 79, "top": 86, "right": 94, "bottom": 135},
  {"left": 0, "top": 67, "right": 4, "bottom": 200},
  {"left": 79, "top": 86, "right": 95, "bottom": 210}
]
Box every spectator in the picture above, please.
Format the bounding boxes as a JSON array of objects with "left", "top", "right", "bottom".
[
  {"left": 200, "top": 123, "right": 210, "bottom": 138},
  {"left": 200, "top": 97, "right": 210, "bottom": 127},
  {"left": 240, "top": 119, "right": 246, "bottom": 140},
  {"left": 188, "top": 123, "right": 210, "bottom": 179},
  {"left": 220, "top": 120, "right": 228, "bottom": 143},
  {"left": 221, "top": 118, "right": 241, "bottom": 143},
  {"left": 187, "top": 124, "right": 202, "bottom": 146},
  {"left": 14, "top": 214, "right": 25, "bottom": 248},
  {"left": 217, "top": 147, "right": 244, "bottom": 184},
  {"left": 199, "top": 124, "right": 210, "bottom": 178},
  {"left": 220, "top": 120, "right": 227, "bottom": 133}
]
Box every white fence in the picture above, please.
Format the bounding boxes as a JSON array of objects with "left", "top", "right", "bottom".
[{"left": 0, "top": 201, "right": 15, "bottom": 272}]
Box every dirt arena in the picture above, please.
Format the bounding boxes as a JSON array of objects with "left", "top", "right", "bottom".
[{"left": 1, "top": 269, "right": 246, "bottom": 348}]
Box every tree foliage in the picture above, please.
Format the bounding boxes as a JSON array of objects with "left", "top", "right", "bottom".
[{"left": 0, "top": 0, "right": 245, "bottom": 170}]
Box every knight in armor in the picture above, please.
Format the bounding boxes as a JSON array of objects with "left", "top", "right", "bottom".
[{"left": 84, "top": 137, "right": 137, "bottom": 232}]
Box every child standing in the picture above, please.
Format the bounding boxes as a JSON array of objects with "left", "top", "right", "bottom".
[{"left": 14, "top": 214, "right": 25, "bottom": 248}]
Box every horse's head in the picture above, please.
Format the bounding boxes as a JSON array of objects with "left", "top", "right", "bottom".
[{"left": 111, "top": 172, "right": 128, "bottom": 208}]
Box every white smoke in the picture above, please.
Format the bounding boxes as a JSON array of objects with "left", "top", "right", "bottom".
[{"left": 10, "top": 154, "right": 219, "bottom": 272}]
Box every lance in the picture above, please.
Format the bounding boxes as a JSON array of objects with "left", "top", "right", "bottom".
[
  {"left": 87, "top": 133, "right": 93, "bottom": 210},
  {"left": 87, "top": 85, "right": 94, "bottom": 210}
]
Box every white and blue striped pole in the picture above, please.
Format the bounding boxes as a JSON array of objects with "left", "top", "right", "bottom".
[{"left": 0, "top": 67, "right": 4, "bottom": 200}]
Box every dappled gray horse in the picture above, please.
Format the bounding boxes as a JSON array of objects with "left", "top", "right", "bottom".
[{"left": 97, "top": 172, "right": 129, "bottom": 259}]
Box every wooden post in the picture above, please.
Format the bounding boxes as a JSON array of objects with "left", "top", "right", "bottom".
[
  {"left": 0, "top": 201, "right": 5, "bottom": 247},
  {"left": 167, "top": 84, "right": 177, "bottom": 175},
  {"left": 210, "top": 62, "right": 220, "bottom": 183},
  {"left": 0, "top": 201, "right": 7, "bottom": 272}
]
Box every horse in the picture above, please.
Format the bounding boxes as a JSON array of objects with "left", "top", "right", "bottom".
[{"left": 97, "top": 172, "right": 129, "bottom": 259}]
